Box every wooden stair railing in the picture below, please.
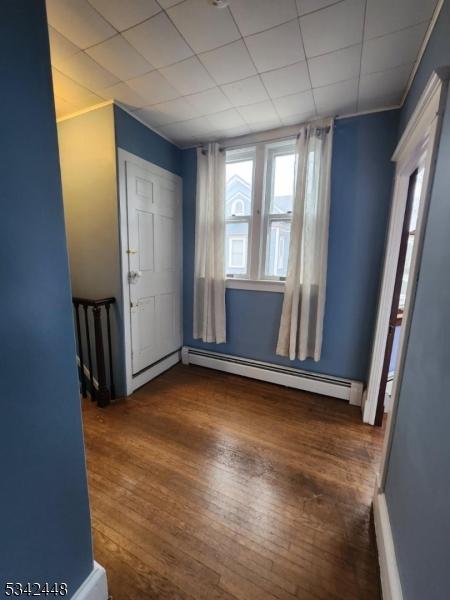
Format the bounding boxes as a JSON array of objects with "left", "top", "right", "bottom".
[{"left": 72, "top": 297, "right": 116, "bottom": 407}]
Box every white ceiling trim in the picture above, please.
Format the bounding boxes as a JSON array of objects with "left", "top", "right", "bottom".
[{"left": 400, "top": 0, "right": 444, "bottom": 106}]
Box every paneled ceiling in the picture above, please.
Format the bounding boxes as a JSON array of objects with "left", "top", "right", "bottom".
[{"left": 48, "top": 0, "right": 439, "bottom": 147}]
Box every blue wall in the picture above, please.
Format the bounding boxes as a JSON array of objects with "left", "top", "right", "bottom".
[
  {"left": 182, "top": 110, "right": 399, "bottom": 382},
  {"left": 384, "top": 2, "right": 450, "bottom": 598},
  {"left": 114, "top": 105, "right": 181, "bottom": 176},
  {"left": 0, "top": 1, "right": 93, "bottom": 595},
  {"left": 400, "top": 1, "right": 450, "bottom": 132}
]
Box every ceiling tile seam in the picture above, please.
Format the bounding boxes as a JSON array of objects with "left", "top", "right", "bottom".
[
  {"left": 356, "top": 0, "right": 368, "bottom": 113},
  {"left": 83, "top": 34, "right": 158, "bottom": 75},
  {"left": 364, "top": 17, "right": 435, "bottom": 42},
  {"left": 228, "top": 1, "right": 296, "bottom": 38},
  {"left": 243, "top": 14, "right": 302, "bottom": 40},
  {"left": 359, "top": 60, "right": 416, "bottom": 80},
  {"left": 296, "top": 15, "right": 317, "bottom": 118},
  {"left": 298, "top": 0, "right": 347, "bottom": 18},
  {"left": 156, "top": 0, "right": 184, "bottom": 10},
  {"left": 226, "top": 5, "right": 281, "bottom": 128},
  {"left": 56, "top": 47, "right": 144, "bottom": 92},
  {"left": 304, "top": 40, "right": 362, "bottom": 62},
  {"left": 85, "top": 0, "right": 122, "bottom": 36},
  {"left": 51, "top": 66, "right": 104, "bottom": 103},
  {"left": 57, "top": 4, "right": 429, "bottom": 107}
]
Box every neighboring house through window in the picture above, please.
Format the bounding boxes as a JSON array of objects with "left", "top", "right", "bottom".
[{"left": 224, "top": 140, "right": 296, "bottom": 280}]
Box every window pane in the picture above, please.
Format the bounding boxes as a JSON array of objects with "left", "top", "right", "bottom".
[
  {"left": 266, "top": 220, "right": 291, "bottom": 277},
  {"left": 226, "top": 160, "right": 253, "bottom": 217},
  {"left": 270, "top": 153, "right": 295, "bottom": 214},
  {"left": 225, "top": 222, "right": 249, "bottom": 276}
]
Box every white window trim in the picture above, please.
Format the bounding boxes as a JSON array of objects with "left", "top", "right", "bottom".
[
  {"left": 225, "top": 138, "right": 295, "bottom": 290},
  {"left": 226, "top": 278, "right": 285, "bottom": 293}
]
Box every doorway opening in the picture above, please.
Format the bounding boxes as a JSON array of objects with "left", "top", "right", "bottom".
[
  {"left": 375, "top": 167, "right": 424, "bottom": 425},
  {"left": 363, "top": 72, "right": 447, "bottom": 429}
]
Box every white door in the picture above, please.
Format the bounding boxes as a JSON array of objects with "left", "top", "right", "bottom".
[{"left": 125, "top": 160, "right": 182, "bottom": 375}]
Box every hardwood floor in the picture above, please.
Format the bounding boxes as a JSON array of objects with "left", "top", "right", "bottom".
[{"left": 83, "top": 364, "right": 385, "bottom": 600}]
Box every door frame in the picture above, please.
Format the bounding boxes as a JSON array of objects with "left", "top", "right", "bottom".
[
  {"left": 364, "top": 71, "right": 448, "bottom": 433},
  {"left": 117, "top": 148, "right": 183, "bottom": 395}
]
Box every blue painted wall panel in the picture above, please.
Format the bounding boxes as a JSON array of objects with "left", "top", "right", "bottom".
[
  {"left": 384, "top": 2, "right": 450, "bottom": 598},
  {"left": 114, "top": 105, "right": 181, "bottom": 176},
  {"left": 182, "top": 110, "right": 399, "bottom": 382},
  {"left": 0, "top": 1, "right": 93, "bottom": 594},
  {"left": 400, "top": 1, "right": 450, "bottom": 132}
]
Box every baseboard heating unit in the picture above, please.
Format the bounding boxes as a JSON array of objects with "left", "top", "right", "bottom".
[{"left": 181, "top": 347, "right": 363, "bottom": 405}]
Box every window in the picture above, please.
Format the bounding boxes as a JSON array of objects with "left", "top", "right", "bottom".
[
  {"left": 224, "top": 139, "right": 296, "bottom": 282},
  {"left": 228, "top": 236, "right": 247, "bottom": 268},
  {"left": 225, "top": 147, "right": 255, "bottom": 277}
]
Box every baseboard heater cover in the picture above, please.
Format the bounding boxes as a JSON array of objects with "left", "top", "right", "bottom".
[{"left": 181, "top": 347, "right": 363, "bottom": 405}]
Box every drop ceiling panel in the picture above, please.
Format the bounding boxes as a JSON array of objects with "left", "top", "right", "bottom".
[
  {"left": 123, "top": 12, "right": 193, "bottom": 68},
  {"left": 48, "top": 0, "right": 439, "bottom": 146},
  {"left": 88, "top": 0, "right": 161, "bottom": 31},
  {"left": 199, "top": 41, "right": 256, "bottom": 85},
  {"left": 137, "top": 97, "right": 201, "bottom": 126},
  {"left": 86, "top": 35, "right": 153, "bottom": 81},
  {"left": 52, "top": 68, "right": 103, "bottom": 106},
  {"left": 221, "top": 76, "right": 269, "bottom": 107},
  {"left": 308, "top": 44, "right": 362, "bottom": 88},
  {"left": 261, "top": 61, "right": 311, "bottom": 99},
  {"left": 46, "top": 0, "right": 115, "bottom": 49},
  {"left": 273, "top": 90, "right": 316, "bottom": 118},
  {"left": 160, "top": 57, "right": 216, "bottom": 95},
  {"left": 167, "top": 0, "right": 241, "bottom": 53},
  {"left": 160, "top": 117, "right": 218, "bottom": 142},
  {"left": 365, "top": 0, "right": 437, "bottom": 39},
  {"left": 358, "top": 64, "right": 413, "bottom": 111},
  {"left": 55, "top": 95, "right": 79, "bottom": 118},
  {"left": 229, "top": 0, "right": 298, "bottom": 37},
  {"left": 361, "top": 22, "right": 428, "bottom": 75},
  {"left": 207, "top": 108, "right": 247, "bottom": 131},
  {"left": 300, "top": 0, "right": 365, "bottom": 57},
  {"left": 48, "top": 27, "right": 81, "bottom": 70},
  {"left": 186, "top": 88, "right": 232, "bottom": 115},
  {"left": 296, "top": 0, "right": 340, "bottom": 16},
  {"left": 57, "top": 51, "right": 119, "bottom": 91},
  {"left": 245, "top": 20, "right": 305, "bottom": 73},
  {"left": 127, "top": 71, "right": 180, "bottom": 105},
  {"left": 238, "top": 100, "right": 280, "bottom": 125},
  {"left": 99, "top": 82, "right": 147, "bottom": 108},
  {"left": 157, "top": 0, "right": 183, "bottom": 7},
  {"left": 313, "top": 78, "right": 359, "bottom": 115}
]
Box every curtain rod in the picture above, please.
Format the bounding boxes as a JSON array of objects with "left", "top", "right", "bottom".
[{"left": 199, "top": 118, "right": 335, "bottom": 152}]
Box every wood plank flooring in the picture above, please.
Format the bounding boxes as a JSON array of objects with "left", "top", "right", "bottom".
[{"left": 82, "top": 364, "right": 385, "bottom": 600}]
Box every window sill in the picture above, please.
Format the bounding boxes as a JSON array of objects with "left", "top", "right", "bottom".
[{"left": 226, "top": 278, "right": 285, "bottom": 293}]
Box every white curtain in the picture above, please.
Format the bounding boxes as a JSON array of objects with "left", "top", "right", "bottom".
[
  {"left": 193, "top": 143, "right": 227, "bottom": 343},
  {"left": 276, "top": 118, "right": 334, "bottom": 361}
]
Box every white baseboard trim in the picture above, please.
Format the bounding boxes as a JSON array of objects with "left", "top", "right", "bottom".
[
  {"left": 181, "top": 346, "right": 363, "bottom": 404},
  {"left": 373, "top": 491, "right": 403, "bottom": 600},
  {"left": 129, "top": 350, "right": 180, "bottom": 394},
  {"left": 71, "top": 561, "right": 108, "bottom": 600}
]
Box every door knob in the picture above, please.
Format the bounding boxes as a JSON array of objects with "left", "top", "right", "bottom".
[{"left": 129, "top": 270, "right": 142, "bottom": 283}]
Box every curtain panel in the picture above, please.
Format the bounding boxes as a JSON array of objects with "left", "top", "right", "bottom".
[
  {"left": 276, "top": 118, "right": 334, "bottom": 361},
  {"left": 193, "top": 143, "right": 227, "bottom": 343}
]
